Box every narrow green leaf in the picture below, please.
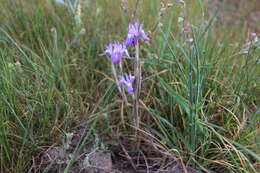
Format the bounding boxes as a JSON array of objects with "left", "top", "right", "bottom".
[
  {"left": 158, "top": 77, "right": 190, "bottom": 115},
  {"left": 231, "top": 140, "right": 260, "bottom": 161}
]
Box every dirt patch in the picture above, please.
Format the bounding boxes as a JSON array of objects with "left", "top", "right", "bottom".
[{"left": 31, "top": 124, "right": 199, "bottom": 173}]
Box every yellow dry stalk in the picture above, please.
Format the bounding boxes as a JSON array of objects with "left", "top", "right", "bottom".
[{"left": 76, "top": 0, "right": 82, "bottom": 26}]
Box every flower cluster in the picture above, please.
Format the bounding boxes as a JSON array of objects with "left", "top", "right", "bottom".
[
  {"left": 125, "top": 22, "right": 149, "bottom": 46},
  {"left": 118, "top": 73, "right": 135, "bottom": 93},
  {"left": 102, "top": 21, "right": 148, "bottom": 94},
  {"left": 102, "top": 42, "right": 129, "bottom": 63}
]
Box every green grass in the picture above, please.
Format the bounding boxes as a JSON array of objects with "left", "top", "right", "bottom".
[{"left": 0, "top": 0, "right": 259, "bottom": 172}]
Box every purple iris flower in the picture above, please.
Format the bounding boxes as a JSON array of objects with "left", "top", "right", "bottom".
[
  {"left": 125, "top": 22, "right": 149, "bottom": 46},
  {"left": 102, "top": 42, "right": 129, "bottom": 63},
  {"left": 118, "top": 73, "right": 135, "bottom": 94}
]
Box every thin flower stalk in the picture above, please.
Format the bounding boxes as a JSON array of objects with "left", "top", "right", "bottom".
[
  {"left": 123, "top": 21, "right": 148, "bottom": 140},
  {"left": 133, "top": 40, "right": 141, "bottom": 135}
]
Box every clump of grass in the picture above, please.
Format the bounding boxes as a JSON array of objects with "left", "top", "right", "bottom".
[
  {"left": 0, "top": 0, "right": 259, "bottom": 172},
  {"left": 141, "top": 1, "right": 259, "bottom": 171}
]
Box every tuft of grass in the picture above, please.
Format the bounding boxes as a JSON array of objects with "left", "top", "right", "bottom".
[{"left": 0, "top": 0, "right": 259, "bottom": 172}]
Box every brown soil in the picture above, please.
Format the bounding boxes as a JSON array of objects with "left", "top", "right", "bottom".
[{"left": 31, "top": 124, "right": 199, "bottom": 173}]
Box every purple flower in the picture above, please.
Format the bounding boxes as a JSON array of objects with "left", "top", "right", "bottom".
[
  {"left": 102, "top": 42, "right": 129, "bottom": 63},
  {"left": 125, "top": 22, "right": 149, "bottom": 46},
  {"left": 118, "top": 73, "right": 135, "bottom": 94}
]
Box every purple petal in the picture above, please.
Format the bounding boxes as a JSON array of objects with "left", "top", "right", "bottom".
[
  {"left": 101, "top": 44, "right": 113, "bottom": 56},
  {"left": 126, "top": 85, "right": 134, "bottom": 93},
  {"left": 101, "top": 51, "right": 107, "bottom": 56},
  {"left": 141, "top": 30, "right": 149, "bottom": 41},
  {"left": 124, "top": 47, "right": 130, "bottom": 57},
  {"left": 125, "top": 37, "right": 133, "bottom": 46},
  {"left": 111, "top": 53, "right": 121, "bottom": 63},
  {"left": 117, "top": 81, "right": 124, "bottom": 87}
]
